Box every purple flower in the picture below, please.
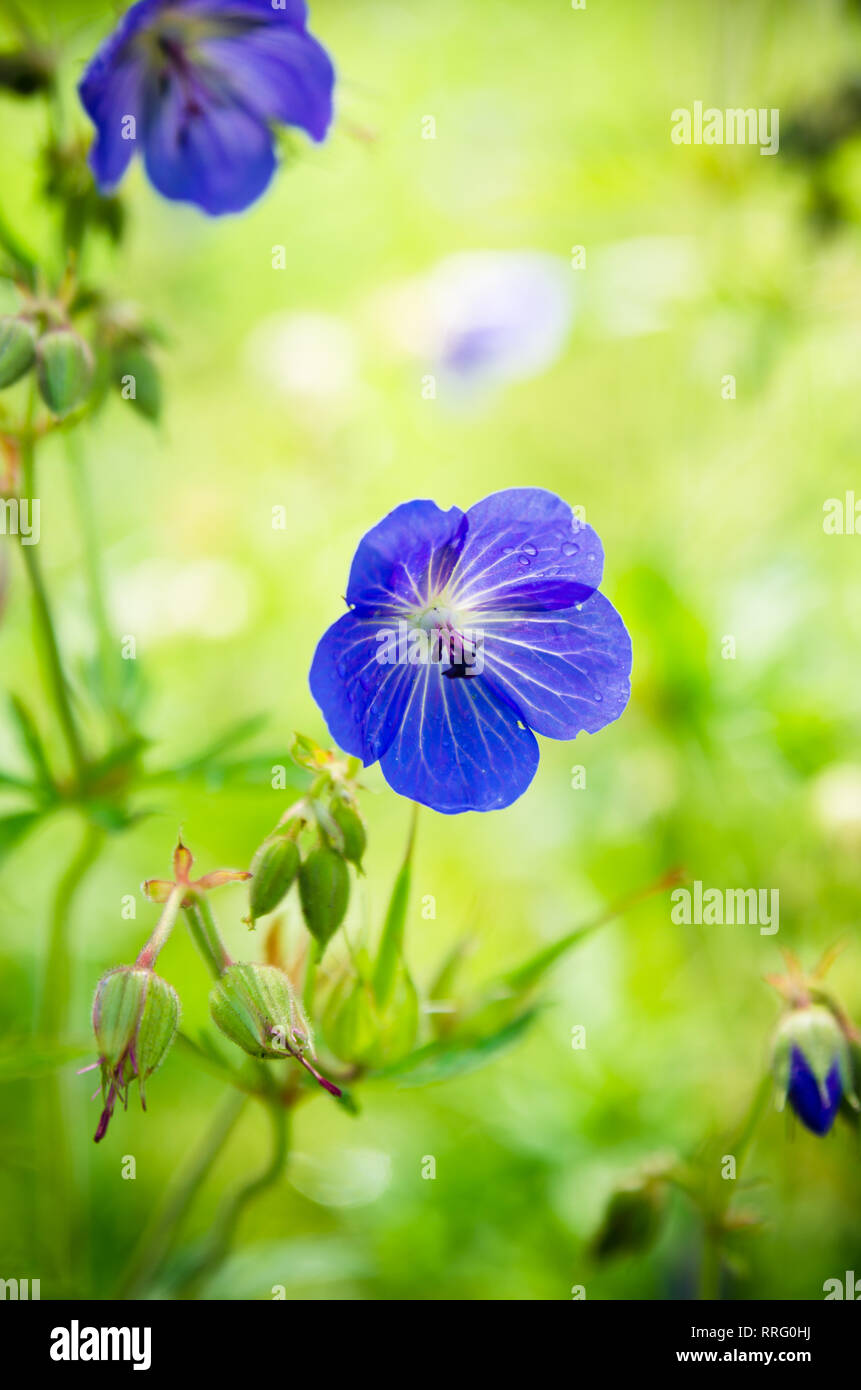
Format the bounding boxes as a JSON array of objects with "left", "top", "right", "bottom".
[
  {"left": 309, "top": 488, "right": 632, "bottom": 814},
  {"left": 79, "top": 0, "right": 335, "bottom": 215}
]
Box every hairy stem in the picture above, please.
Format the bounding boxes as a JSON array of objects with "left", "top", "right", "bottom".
[
  {"left": 184, "top": 892, "right": 232, "bottom": 978},
  {"left": 136, "top": 884, "right": 184, "bottom": 970}
]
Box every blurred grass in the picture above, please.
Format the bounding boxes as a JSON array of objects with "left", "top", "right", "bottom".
[{"left": 0, "top": 0, "right": 860, "bottom": 1299}]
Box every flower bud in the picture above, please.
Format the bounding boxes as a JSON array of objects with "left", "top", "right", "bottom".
[
  {"left": 245, "top": 834, "right": 300, "bottom": 927},
  {"left": 210, "top": 962, "right": 342, "bottom": 1097},
  {"left": 772, "top": 1003, "right": 854, "bottom": 1135},
  {"left": 209, "top": 962, "right": 311, "bottom": 1060},
  {"left": 36, "top": 326, "right": 94, "bottom": 416},
  {"left": 91, "top": 966, "right": 179, "bottom": 1142},
  {"left": 298, "top": 846, "right": 350, "bottom": 957},
  {"left": 0, "top": 316, "right": 37, "bottom": 389},
  {"left": 331, "top": 797, "right": 366, "bottom": 869},
  {"left": 589, "top": 1179, "right": 667, "bottom": 1263}
]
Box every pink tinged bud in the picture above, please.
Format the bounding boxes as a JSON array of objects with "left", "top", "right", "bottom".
[{"left": 91, "top": 966, "right": 180, "bottom": 1142}]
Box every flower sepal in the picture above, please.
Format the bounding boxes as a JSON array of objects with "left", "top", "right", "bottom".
[{"left": 90, "top": 965, "right": 180, "bottom": 1142}]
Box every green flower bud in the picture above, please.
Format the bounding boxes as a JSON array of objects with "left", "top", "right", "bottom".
[
  {"left": 245, "top": 834, "right": 300, "bottom": 927},
  {"left": 331, "top": 797, "right": 366, "bottom": 869},
  {"left": 0, "top": 316, "right": 37, "bottom": 389},
  {"left": 210, "top": 962, "right": 341, "bottom": 1097},
  {"left": 298, "top": 846, "right": 350, "bottom": 957},
  {"left": 324, "top": 963, "right": 419, "bottom": 1068},
  {"left": 210, "top": 962, "right": 311, "bottom": 1060},
  {"left": 91, "top": 966, "right": 179, "bottom": 1142},
  {"left": 114, "top": 345, "right": 162, "bottom": 423},
  {"left": 36, "top": 326, "right": 94, "bottom": 416}
]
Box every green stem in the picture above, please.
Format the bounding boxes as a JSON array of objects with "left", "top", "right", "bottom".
[
  {"left": 36, "top": 821, "right": 103, "bottom": 1296},
  {"left": 64, "top": 431, "right": 124, "bottom": 732},
  {"left": 19, "top": 431, "right": 87, "bottom": 784},
  {"left": 136, "top": 884, "right": 184, "bottom": 970},
  {"left": 178, "top": 1099, "right": 290, "bottom": 1297},
  {"left": 37, "top": 820, "right": 103, "bottom": 1037},
  {"left": 698, "top": 1074, "right": 772, "bottom": 1301},
  {"left": 119, "top": 1089, "right": 248, "bottom": 1299},
  {"left": 184, "top": 893, "right": 232, "bottom": 978}
]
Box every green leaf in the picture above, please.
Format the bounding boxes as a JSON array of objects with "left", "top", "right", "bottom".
[
  {"left": 169, "top": 714, "right": 267, "bottom": 778},
  {"left": 372, "top": 806, "right": 418, "bottom": 1010},
  {"left": 0, "top": 810, "right": 43, "bottom": 866},
  {"left": 8, "top": 695, "right": 54, "bottom": 791},
  {"left": 370, "top": 1007, "right": 541, "bottom": 1088}
]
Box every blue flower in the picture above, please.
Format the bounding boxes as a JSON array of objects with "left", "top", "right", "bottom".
[
  {"left": 309, "top": 488, "right": 632, "bottom": 813},
  {"left": 787, "top": 1046, "right": 842, "bottom": 1136},
  {"left": 771, "top": 1002, "right": 854, "bottom": 1136},
  {"left": 79, "top": 0, "right": 335, "bottom": 216}
]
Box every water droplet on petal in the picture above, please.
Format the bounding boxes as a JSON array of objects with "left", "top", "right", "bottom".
[
  {"left": 521, "top": 543, "right": 537, "bottom": 557},
  {"left": 561, "top": 541, "right": 579, "bottom": 556},
  {"left": 518, "top": 555, "right": 531, "bottom": 567},
  {"left": 502, "top": 546, "right": 515, "bottom": 556}
]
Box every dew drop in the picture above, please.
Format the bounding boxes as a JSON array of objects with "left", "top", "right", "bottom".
[
  {"left": 502, "top": 545, "right": 515, "bottom": 556},
  {"left": 521, "top": 543, "right": 537, "bottom": 557},
  {"left": 561, "top": 541, "right": 579, "bottom": 556},
  {"left": 518, "top": 555, "right": 531, "bottom": 567}
]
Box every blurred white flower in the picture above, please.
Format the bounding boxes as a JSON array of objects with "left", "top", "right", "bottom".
[
  {"left": 373, "top": 249, "right": 576, "bottom": 393},
  {"left": 244, "top": 311, "right": 359, "bottom": 402},
  {"left": 811, "top": 763, "right": 861, "bottom": 845}
]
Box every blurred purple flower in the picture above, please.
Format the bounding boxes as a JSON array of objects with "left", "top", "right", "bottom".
[
  {"left": 377, "top": 251, "right": 575, "bottom": 395},
  {"left": 79, "top": 0, "right": 335, "bottom": 215}
]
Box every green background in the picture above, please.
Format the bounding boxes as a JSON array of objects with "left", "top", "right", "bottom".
[{"left": 1, "top": 0, "right": 860, "bottom": 1299}]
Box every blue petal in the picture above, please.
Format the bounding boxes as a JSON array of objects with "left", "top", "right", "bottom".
[
  {"left": 787, "top": 1048, "right": 842, "bottom": 1135},
  {"left": 477, "top": 592, "right": 632, "bottom": 739},
  {"left": 379, "top": 664, "right": 539, "bottom": 813},
  {"left": 198, "top": 23, "right": 334, "bottom": 140},
  {"left": 141, "top": 74, "right": 277, "bottom": 214},
  {"left": 309, "top": 611, "right": 416, "bottom": 764},
  {"left": 79, "top": 0, "right": 161, "bottom": 190},
  {"left": 345, "top": 500, "right": 467, "bottom": 615},
  {"left": 449, "top": 487, "right": 604, "bottom": 612}
]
